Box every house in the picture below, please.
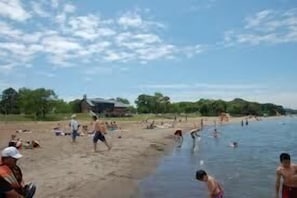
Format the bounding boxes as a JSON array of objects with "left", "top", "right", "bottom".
[{"left": 80, "top": 96, "right": 130, "bottom": 117}]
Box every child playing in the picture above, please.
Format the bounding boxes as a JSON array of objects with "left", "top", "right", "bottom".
[{"left": 196, "top": 170, "right": 224, "bottom": 198}]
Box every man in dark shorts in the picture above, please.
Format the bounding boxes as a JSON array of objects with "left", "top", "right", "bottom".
[{"left": 92, "top": 116, "right": 111, "bottom": 152}]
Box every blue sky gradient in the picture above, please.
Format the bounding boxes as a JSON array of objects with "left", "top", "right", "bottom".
[{"left": 0, "top": 0, "right": 296, "bottom": 108}]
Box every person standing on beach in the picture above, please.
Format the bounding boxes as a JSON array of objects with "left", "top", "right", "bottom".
[
  {"left": 69, "top": 114, "right": 80, "bottom": 143},
  {"left": 92, "top": 115, "right": 111, "bottom": 152},
  {"left": 275, "top": 153, "right": 297, "bottom": 198},
  {"left": 196, "top": 170, "right": 224, "bottom": 198},
  {"left": 241, "top": 120, "right": 244, "bottom": 127}
]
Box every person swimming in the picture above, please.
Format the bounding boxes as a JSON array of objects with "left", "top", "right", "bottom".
[
  {"left": 213, "top": 129, "right": 219, "bottom": 138},
  {"left": 229, "top": 142, "right": 238, "bottom": 148}
]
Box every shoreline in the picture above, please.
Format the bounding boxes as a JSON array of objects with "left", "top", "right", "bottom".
[{"left": 0, "top": 116, "right": 285, "bottom": 197}]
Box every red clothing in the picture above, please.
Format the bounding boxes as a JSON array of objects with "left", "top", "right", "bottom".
[{"left": 282, "top": 185, "right": 297, "bottom": 198}]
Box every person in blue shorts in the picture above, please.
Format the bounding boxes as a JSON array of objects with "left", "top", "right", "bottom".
[{"left": 92, "top": 116, "right": 111, "bottom": 152}]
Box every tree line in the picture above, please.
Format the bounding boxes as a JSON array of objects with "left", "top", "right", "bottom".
[
  {"left": 135, "top": 92, "right": 287, "bottom": 116},
  {"left": 0, "top": 88, "right": 290, "bottom": 119}
]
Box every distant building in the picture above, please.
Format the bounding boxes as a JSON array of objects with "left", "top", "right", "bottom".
[{"left": 80, "top": 96, "right": 130, "bottom": 117}]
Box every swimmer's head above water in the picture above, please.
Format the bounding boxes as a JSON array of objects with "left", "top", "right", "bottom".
[{"left": 229, "top": 142, "right": 238, "bottom": 148}]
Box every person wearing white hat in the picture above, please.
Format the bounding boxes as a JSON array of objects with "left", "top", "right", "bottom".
[
  {"left": 69, "top": 114, "right": 80, "bottom": 143},
  {"left": 0, "top": 147, "right": 36, "bottom": 198}
]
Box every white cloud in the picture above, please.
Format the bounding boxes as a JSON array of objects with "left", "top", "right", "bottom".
[
  {"left": 51, "top": 0, "right": 59, "bottom": 8},
  {"left": 31, "top": 1, "right": 50, "bottom": 18},
  {"left": 0, "top": 21, "right": 23, "bottom": 39},
  {"left": 54, "top": 3, "right": 77, "bottom": 26},
  {"left": 138, "top": 83, "right": 264, "bottom": 90},
  {"left": 117, "top": 10, "right": 165, "bottom": 30},
  {"left": 84, "top": 67, "right": 113, "bottom": 75},
  {"left": 41, "top": 35, "right": 82, "bottom": 54},
  {"left": 139, "top": 84, "right": 190, "bottom": 89},
  {"left": 188, "top": 0, "right": 217, "bottom": 12},
  {"left": 193, "top": 83, "right": 265, "bottom": 90},
  {"left": 0, "top": 2, "right": 202, "bottom": 70},
  {"left": 67, "top": 15, "right": 115, "bottom": 40},
  {"left": 244, "top": 10, "right": 275, "bottom": 30},
  {"left": 22, "top": 32, "right": 43, "bottom": 43},
  {"left": 35, "top": 71, "right": 56, "bottom": 78},
  {"left": 118, "top": 11, "right": 143, "bottom": 28},
  {"left": 0, "top": 63, "right": 16, "bottom": 73},
  {"left": 55, "top": 13, "right": 67, "bottom": 25},
  {"left": 64, "top": 3, "right": 76, "bottom": 13},
  {"left": 224, "top": 8, "right": 297, "bottom": 45},
  {"left": 0, "top": 0, "right": 31, "bottom": 21},
  {"left": 182, "top": 45, "right": 204, "bottom": 58},
  {"left": 136, "top": 44, "right": 176, "bottom": 60},
  {"left": 116, "top": 33, "right": 162, "bottom": 49},
  {"left": 0, "top": 42, "right": 38, "bottom": 59}
]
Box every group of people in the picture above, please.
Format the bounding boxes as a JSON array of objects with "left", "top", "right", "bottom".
[
  {"left": 8, "top": 134, "right": 40, "bottom": 150},
  {"left": 241, "top": 118, "right": 249, "bottom": 127},
  {"left": 195, "top": 153, "right": 297, "bottom": 198},
  {"left": 105, "top": 121, "right": 118, "bottom": 131},
  {"left": 173, "top": 118, "right": 297, "bottom": 198},
  {"left": 173, "top": 121, "right": 237, "bottom": 150},
  {"left": 0, "top": 114, "right": 114, "bottom": 198},
  {"left": 53, "top": 114, "right": 113, "bottom": 152}
]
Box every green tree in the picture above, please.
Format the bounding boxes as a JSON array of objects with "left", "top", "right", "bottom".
[
  {"left": 69, "top": 99, "right": 81, "bottom": 113},
  {"left": 127, "top": 106, "right": 137, "bottom": 113},
  {"left": 18, "top": 88, "right": 57, "bottom": 119},
  {"left": 115, "top": 97, "right": 130, "bottom": 104},
  {"left": 199, "top": 103, "right": 210, "bottom": 116},
  {"left": 135, "top": 93, "right": 171, "bottom": 114},
  {"left": 153, "top": 92, "right": 170, "bottom": 113},
  {"left": 52, "top": 99, "right": 71, "bottom": 113},
  {"left": 0, "top": 87, "right": 20, "bottom": 114},
  {"left": 135, "top": 94, "right": 154, "bottom": 113}
]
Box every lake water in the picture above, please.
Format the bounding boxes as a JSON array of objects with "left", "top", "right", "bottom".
[{"left": 138, "top": 117, "right": 297, "bottom": 198}]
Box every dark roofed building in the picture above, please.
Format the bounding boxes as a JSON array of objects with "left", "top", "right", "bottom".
[{"left": 81, "top": 96, "right": 130, "bottom": 117}]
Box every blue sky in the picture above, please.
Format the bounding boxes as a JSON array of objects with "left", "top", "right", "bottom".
[{"left": 0, "top": 0, "right": 297, "bottom": 108}]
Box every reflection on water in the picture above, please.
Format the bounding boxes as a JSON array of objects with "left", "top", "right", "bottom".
[{"left": 138, "top": 117, "right": 297, "bottom": 198}]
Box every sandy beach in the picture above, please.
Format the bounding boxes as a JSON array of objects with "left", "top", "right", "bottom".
[{"left": 0, "top": 116, "right": 257, "bottom": 198}]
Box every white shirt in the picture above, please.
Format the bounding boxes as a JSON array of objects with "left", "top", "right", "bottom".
[{"left": 70, "top": 119, "right": 79, "bottom": 131}]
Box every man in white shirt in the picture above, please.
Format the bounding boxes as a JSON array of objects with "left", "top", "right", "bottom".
[{"left": 69, "top": 114, "right": 80, "bottom": 143}]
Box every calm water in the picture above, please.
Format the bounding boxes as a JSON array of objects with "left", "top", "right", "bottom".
[{"left": 138, "top": 117, "right": 297, "bottom": 198}]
